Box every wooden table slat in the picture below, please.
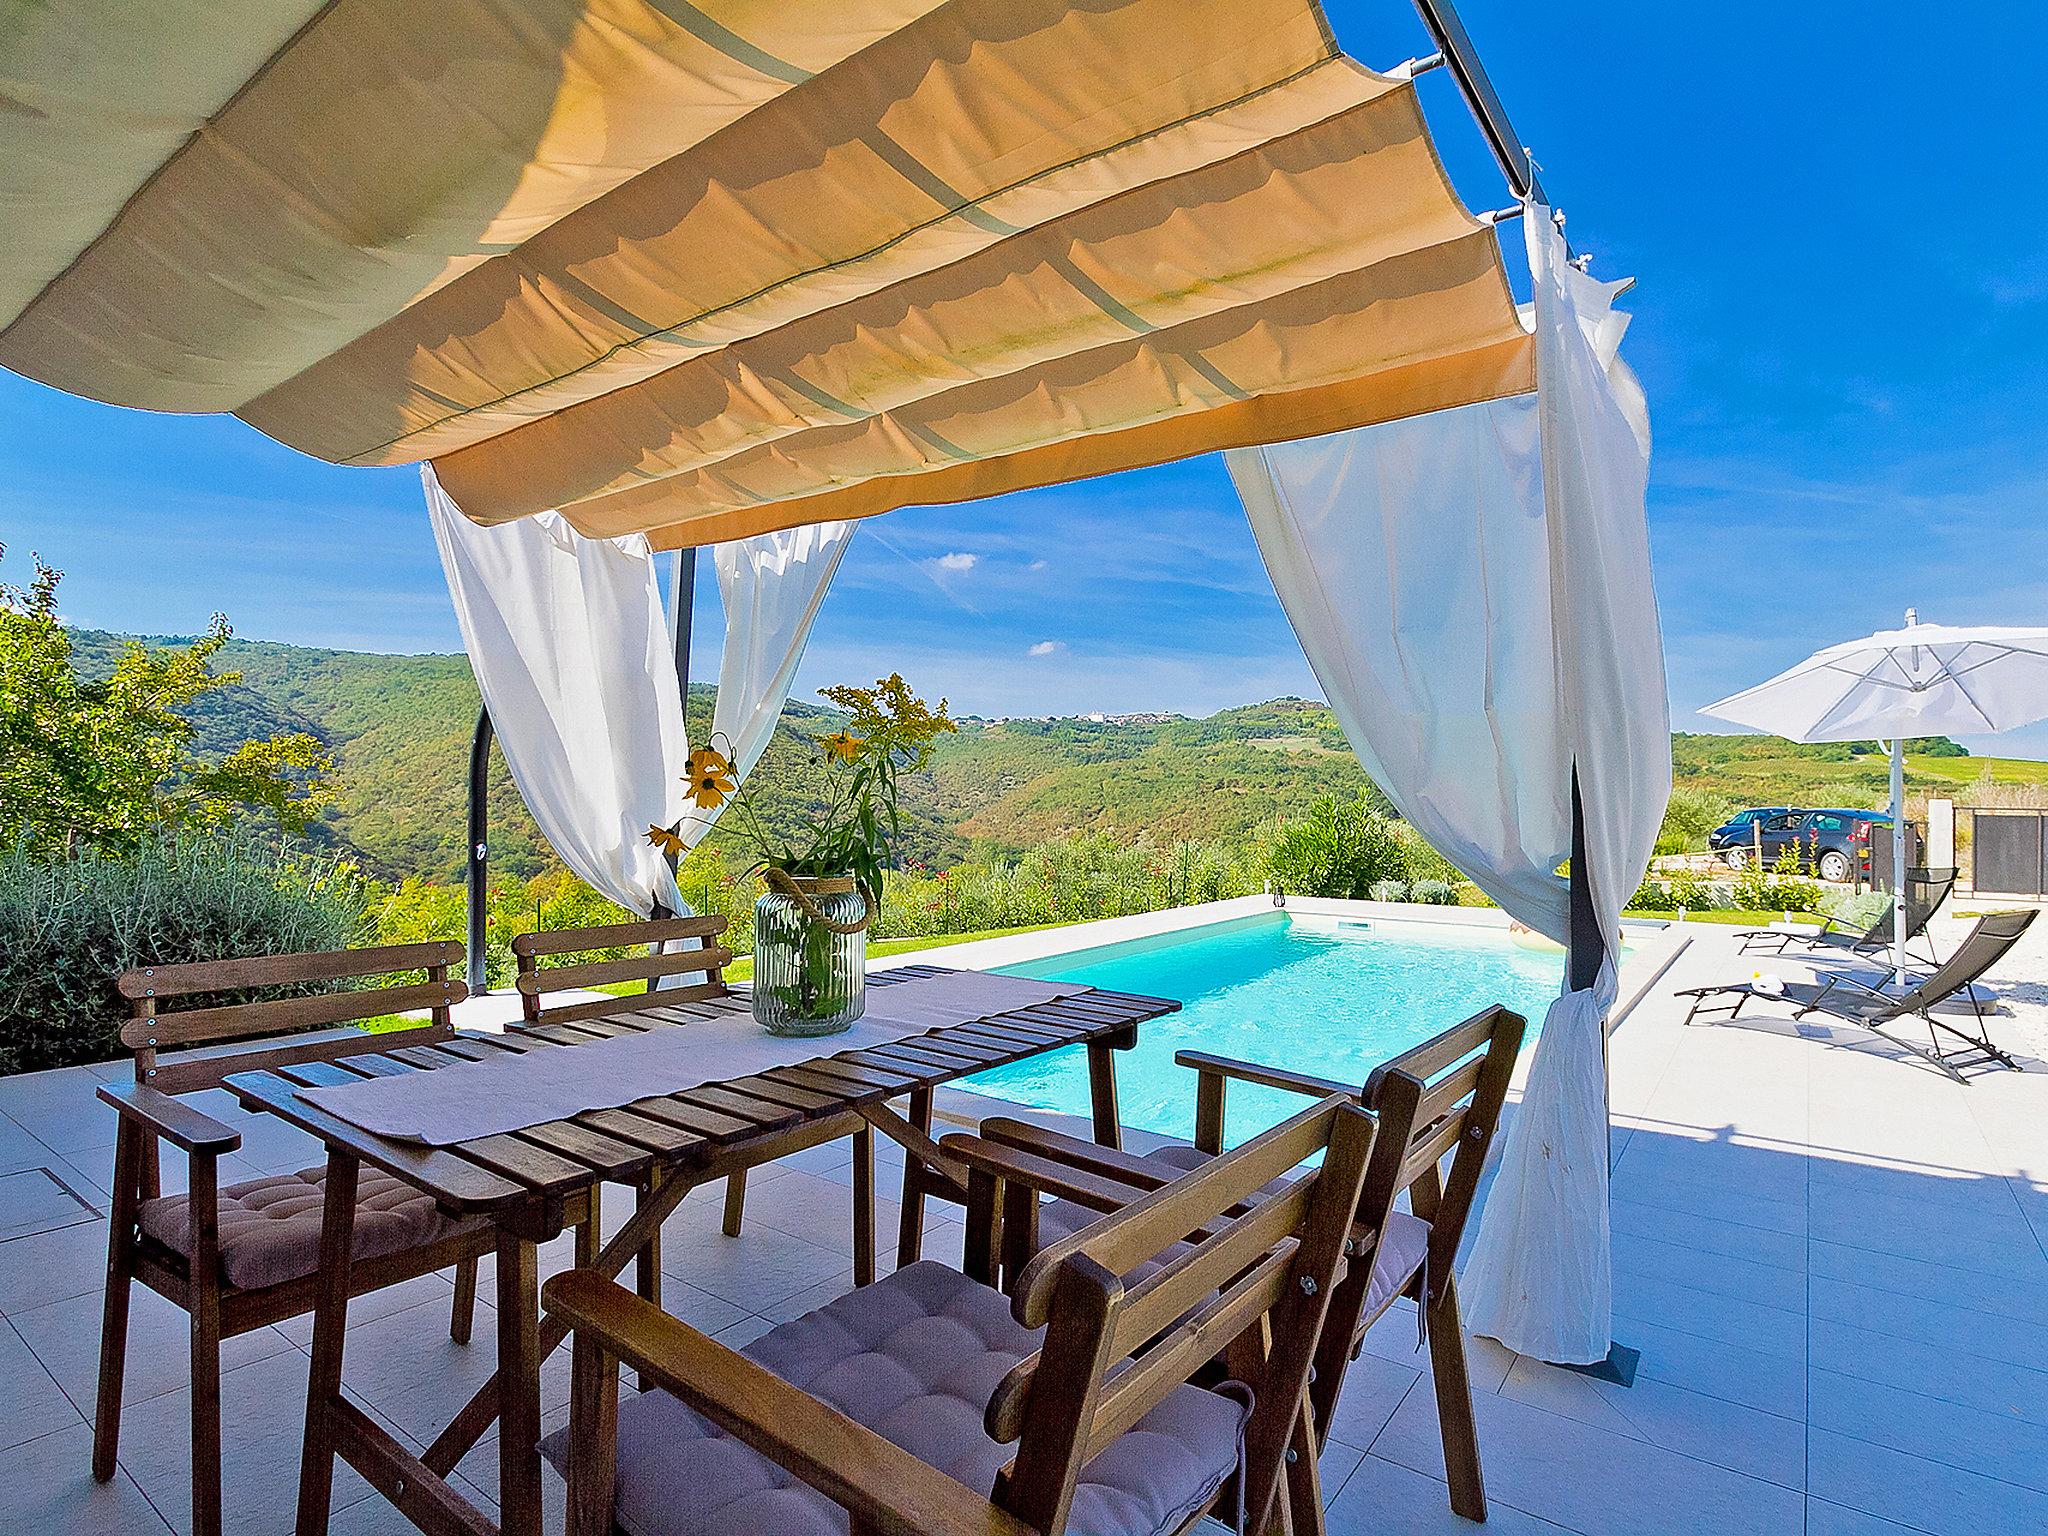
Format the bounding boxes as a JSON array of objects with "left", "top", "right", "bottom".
[
  {"left": 948, "top": 1018, "right": 1081, "bottom": 1051},
  {"left": 626, "top": 1097, "right": 756, "bottom": 1139},
  {"left": 576, "top": 1106, "right": 703, "bottom": 1155},
  {"left": 858, "top": 1038, "right": 1003, "bottom": 1074},
  {"left": 763, "top": 1064, "right": 885, "bottom": 1103},
  {"left": 427, "top": 1038, "right": 501, "bottom": 1062},
  {"left": 668, "top": 1084, "right": 800, "bottom": 1129},
  {"left": 791, "top": 1056, "right": 921, "bottom": 1092},
  {"left": 719, "top": 1074, "right": 838, "bottom": 1113},
  {"left": 450, "top": 1133, "right": 591, "bottom": 1195},
  {"left": 334, "top": 1053, "right": 414, "bottom": 1078},
  {"left": 505, "top": 1022, "right": 605, "bottom": 1046},
  {"left": 273, "top": 1059, "right": 366, "bottom": 1089},
  {"left": 514, "top": 1120, "right": 652, "bottom": 1180}
]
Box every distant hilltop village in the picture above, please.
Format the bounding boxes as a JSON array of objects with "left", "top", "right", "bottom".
[{"left": 959, "top": 711, "right": 1190, "bottom": 726}]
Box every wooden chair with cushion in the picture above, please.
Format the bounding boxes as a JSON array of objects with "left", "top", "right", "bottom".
[
  {"left": 542, "top": 1092, "right": 1378, "bottom": 1536},
  {"left": 966, "top": 1004, "right": 1526, "bottom": 1524},
  {"left": 95, "top": 940, "right": 498, "bottom": 1536}
]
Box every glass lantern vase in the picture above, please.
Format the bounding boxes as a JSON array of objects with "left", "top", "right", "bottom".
[{"left": 751, "top": 873, "right": 868, "bottom": 1036}]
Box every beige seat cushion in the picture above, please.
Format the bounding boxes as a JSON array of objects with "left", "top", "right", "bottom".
[
  {"left": 541, "top": 1260, "right": 1249, "bottom": 1536},
  {"left": 139, "top": 1165, "right": 483, "bottom": 1291}
]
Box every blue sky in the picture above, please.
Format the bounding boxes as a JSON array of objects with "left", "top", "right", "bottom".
[{"left": 5, "top": 1, "right": 2048, "bottom": 752}]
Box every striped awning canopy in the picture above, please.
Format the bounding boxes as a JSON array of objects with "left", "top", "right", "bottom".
[{"left": 0, "top": 0, "right": 1533, "bottom": 546}]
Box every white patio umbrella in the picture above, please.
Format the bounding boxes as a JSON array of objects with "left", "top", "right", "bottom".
[{"left": 1703, "top": 611, "right": 2048, "bottom": 975}]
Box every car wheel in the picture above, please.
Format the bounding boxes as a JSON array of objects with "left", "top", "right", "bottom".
[
  {"left": 1817, "top": 849, "right": 1850, "bottom": 883},
  {"left": 1725, "top": 846, "right": 1751, "bottom": 869}
]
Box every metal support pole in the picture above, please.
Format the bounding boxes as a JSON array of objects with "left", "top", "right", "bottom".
[
  {"left": 465, "top": 707, "right": 492, "bottom": 993},
  {"left": 668, "top": 547, "right": 697, "bottom": 698},
  {"left": 1559, "top": 767, "right": 1638, "bottom": 1386},
  {"left": 1407, "top": 0, "right": 1546, "bottom": 205},
  {"left": 1566, "top": 770, "right": 1601, "bottom": 993},
  {"left": 650, "top": 547, "right": 698, "bottom": 926}
]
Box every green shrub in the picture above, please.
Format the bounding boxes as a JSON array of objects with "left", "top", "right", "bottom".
[
  {"left": 0, "top": 835, "right": 372, "bottom": 1075},
  {"left": 1390, "top": 824, "right": 1464, "bottom": 886},
  {"left": 1627, "top": 871, "right": 1731, "bottom": 912},
  {"left": 1368, "top": 880, "right": 1408, "bottom": 903},
  {"left": 1409, "top": 879, "right": 1457, "bottom": 905},
  {"left": 1730, "top": 849, "right": 1822, "bottom": 914},
  {"left": 1265, "top": 792, "right": 1408, "bottom": 900},
  {"left": 1657, "top": 787, "right": 1733, "bottom": 854}
]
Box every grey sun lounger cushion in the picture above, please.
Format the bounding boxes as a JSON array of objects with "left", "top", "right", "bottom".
[
  {"left": 540, "top": 1259, "right": 1250, "bottom": 1536},
  {"left": 139, "top": 1165, "right": 482, "bottom": 1291}
]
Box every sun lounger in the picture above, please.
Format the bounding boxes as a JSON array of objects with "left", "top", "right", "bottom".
[
  {"left": 1681, "top": 908, "right": 2035, "bottom": 1081},
  {"left": 1736, "top": 866, "right": 1956, "bottom": 964}
]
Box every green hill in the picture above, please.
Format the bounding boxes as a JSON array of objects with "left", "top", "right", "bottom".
[{"left": 66, "top": 630, "right": 2048, "bottom": 881}]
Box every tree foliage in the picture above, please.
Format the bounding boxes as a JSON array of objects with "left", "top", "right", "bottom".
[
  {"left": 0, "top": 549, "right": 333, "bottom": 850},
  {"left": 1264, "top": 791, "right": 1409, "bottom": 899}
]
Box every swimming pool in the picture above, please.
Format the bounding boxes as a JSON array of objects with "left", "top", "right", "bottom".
[{"left": 959, "top": 911, "right": 1561, "bottom": 1143}]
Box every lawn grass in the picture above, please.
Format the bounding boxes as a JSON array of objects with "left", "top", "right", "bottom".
[{"left": 1627, "top": 908, "right": 1817, "bottom": 926}]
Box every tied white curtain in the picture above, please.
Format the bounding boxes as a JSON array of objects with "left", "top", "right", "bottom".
[
  {"left": 1226, "top": 205, "right": 1667, "bottom": 1363},
  {"left": 682, "top": 520, "right": 855, "bottom": 846},
  {"left": 425, "top": 467, "right": 688, "bottom": 918}
]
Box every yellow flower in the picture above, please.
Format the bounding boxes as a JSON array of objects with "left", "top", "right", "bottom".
[
  {"left": 823, "top": 731, "right": 865, "bottom": 762},
  {"left": 645, "top": 825, "right": 684, "bottom": 856},
  {"left": 683, "top": 746, "right": 736, "bottom": 810}
]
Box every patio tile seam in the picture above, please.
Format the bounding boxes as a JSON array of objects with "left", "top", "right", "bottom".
[
  {"left": 1806, "top": 1234, "right": 2048, "bottom": 1309},
  {"left": 1800, "top": 1346, "right": 2048, "bottom": 1435},
  {"left": 1370, "top": 1385, "right": 1802, "bottom": 1529},
  {"left": 1995, "top": 1171, "right": 2048, "bottom": 1266},
  {"left": 1802, "top": 1230, "right": 2048, "bottom": 1289},
  {"left": 1803, "top": 1494, "right": 1942, "bottom": 1536},
  {"left": 1805, "top": 1277, "right": 2048, "bottom": 1376},
  {"left": 1807, "top": 1423, "right": 2048, "bottom": 1527},
  {"left": 1605, "top": 1293, "right": 1810, "bottom": 1367},
  {"left": 1502, "top": 1356, "right": 1813, "bottom": 1495},
  {"left": 0, "top": 1319, "right": 86, "bottom": 1452},
  {"left": 1610, "top": 1253, "right": 1812, "bottom": 1317}
]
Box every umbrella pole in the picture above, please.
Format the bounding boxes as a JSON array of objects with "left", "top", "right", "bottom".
[{"left": 1890, "top": 737, "right": 1907, "bottom": 980}]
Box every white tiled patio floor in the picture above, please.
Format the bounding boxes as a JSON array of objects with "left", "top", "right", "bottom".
[{"left": 0, "top": 918, "right": 2042, "bottom": 1536}]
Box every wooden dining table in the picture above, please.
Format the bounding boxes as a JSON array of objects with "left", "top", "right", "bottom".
[{"left": 220, "top": 963, "right": 1175, "bottom": 1536}]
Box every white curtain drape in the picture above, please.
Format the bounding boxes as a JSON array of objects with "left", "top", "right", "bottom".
[
  {"left": 425, "top": 466, "right": 689, "bottom": 918},
  {"left": 1226, "top": 205, "right": 1667, "bottom": 1363},
  {"left": 682, "top": 521, "right": 855, "bottom": 846}
]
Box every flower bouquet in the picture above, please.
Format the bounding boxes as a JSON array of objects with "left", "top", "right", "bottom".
[{"left": 649, "top": 674, "right": 954, "bottom": 1034}]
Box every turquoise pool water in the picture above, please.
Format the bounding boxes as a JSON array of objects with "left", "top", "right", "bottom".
[{"left": 961, "top": 913, "right": 1560, "bottom": 1144}]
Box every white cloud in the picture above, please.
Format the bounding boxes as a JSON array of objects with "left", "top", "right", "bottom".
[
  {"left": 1028, "top": 640, "right": 1063, "bottom": 657},
  {"left": 934, "top": 551, "right": 978, "bottom": 572},
  {"left": 1028, "top": 559, "right": 1049, "bottom": 571}
]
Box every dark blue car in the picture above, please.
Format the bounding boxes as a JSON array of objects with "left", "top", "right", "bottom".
[
  {"left": 1708, "top": 807, "right": 1798, "bottom": 856},
  {"left": 1718, "top": 807, "right": 1891, "bottom": 882}
]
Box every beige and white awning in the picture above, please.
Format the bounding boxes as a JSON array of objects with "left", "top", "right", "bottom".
[{"left": 0, "top": 0, "right": 1532, "bottom": 545}]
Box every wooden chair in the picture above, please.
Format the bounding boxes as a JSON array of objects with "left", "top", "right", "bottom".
[
  {"left": 95, "top": 941, "right": 498, "bottom": 1536},
  {"left": 543, "top": 1093, "right": 1377, "bottom": 1536},
  {"left": 969, "top": 1004, "right": 1526, "bottom": 1524},
  {"left": 512, "top": 914, "right": 866, "bottom": 1306}
]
